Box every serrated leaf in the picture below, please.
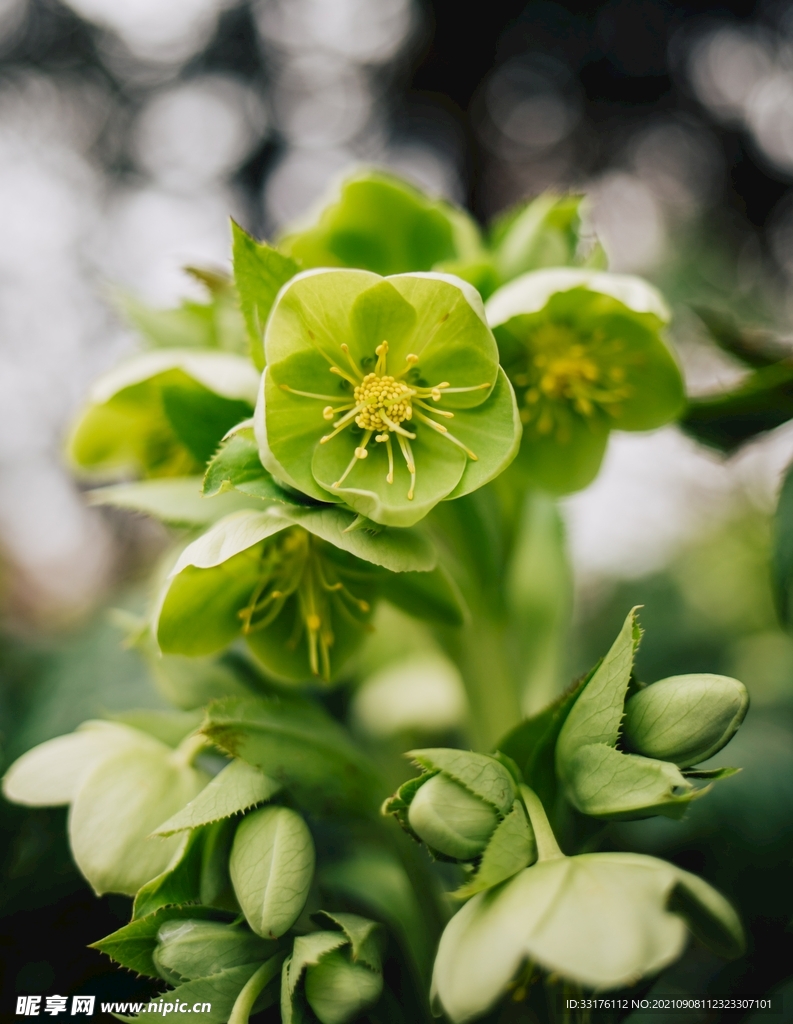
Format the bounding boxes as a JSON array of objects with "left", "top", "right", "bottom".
[
  {"left": 313, "top": 912, "right": 383, "bottom": 971},
  {"left": 203, "top": 429, "right": 299, "bottom": 502},
  {"left": 407, "top": 749, "right": 515, "bottom": 815},
  {"left": 203, "top": 696, "right": 384, "bottom": 815},
  {"left": 88, "top": 478, "right": 264, "bottom": 526},
  {"left": 133, "top": 829, "right": 204, "bottom": 920},
  {"left": 153, "top": 919, "right": 277, "bottom": 983},
  {"left": 91, "top": 905, "right": 229, "bottom": 978},
  {"left": 232, "top": 221, "right": 300, "bottom": 371},
  {"left": 453, "top": 800, "right": 536, "bottom": 899},
  {"left": 155, "top": 759, "right": 280, "bottom": 836}
]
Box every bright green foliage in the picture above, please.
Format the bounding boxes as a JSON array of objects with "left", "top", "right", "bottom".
[
  {"left": 230, "top": 805, "right": 315, "bottom": 939},
  {"left": 623, "top": 673, "right": 749, "bottom": 767},
  {"left": 68, "top": 350, "right": 259, "bottom": 478},
  {"left": 277, "top": 169, "right": 481, "bottom": 278},
  {"left": 555, "top": 610, "right": 746, "bottom": 819},
  {"left": 232, "top": 221, "right": 300, "bottom": 371},
  {"left": 153, "top": 919, "right": 277, "bottom": 984},
  {"left": 258, "top": 268, "right": 520, "bottom": 526},
  {"left": 155, "top": 759, "right": 281, "bottom": 835},
  {"left": 486, "top": 269, "right": 684, "bottom": 493},
  {"left": 432, "top": 787, "right": 744, "bottom": 1023},
  {"left": 281, "top": 912, "right": 384, "bottom": 1024},
  {"left": 114, "top": 270, "right": 247, "bottom": 356}
]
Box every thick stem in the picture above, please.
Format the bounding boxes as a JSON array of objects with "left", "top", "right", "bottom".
[
  {"left": 228, "top": 954, "right": 284, "bottom": 1024},
  {"left": 447, "top": 615, "right": 523, "bottom": 752},
  {"left": 520, "top": 785, "right": 565, "bottom": 862}
]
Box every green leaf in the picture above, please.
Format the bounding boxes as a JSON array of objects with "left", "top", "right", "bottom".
[
  {"left": 203, "top": 429, "right": 300, "bottom": 502},
  {"left": 682, "top": 766, "right": 741, "bottom": 780},
  {"left": 133, "top": 829, "right": 204, "bottom": 920},
  {"left": 87, "top": 477, "right": 264, "bottom": 526},
  {"left": 153, "top": 919, "right": 277, "bottom": 983},
  {"left": 232, "top": 221, "right": 300, "bottom": 371},
  {"left": 453, "top": 800, "right": 536, "bottom": 899},
  {"left": 407, "top": 749, "right": 515, "bottom": 815},
  {"left": 282, "top": 932, "right": 349, "bottom": 1018},
  {"left": 203, "top": 695, "right": 384, "bottom": 815},
  {"left": 682, "top": 360, "right": 793, "bottom": 453},
  {"left": 69, "top": 735, "right": 209, "bottom": 895},
  {"left": 155, "top": 759, "right": 281, "bottom": 835},
  {"left": 774, "top": 458, "right": 793, "bottom": 625},
  {"left": 561, "top": 742, "right": 699, "bottom": 820},
  {"left": 230, "top": 806, "right": 315, "bottom": 939},
  {"left": 303, "top": 948, "right": 383, "bottom": 1024},
  {"left": 555, "top": 608, "right": 641, "bottom": 760},
  {"left": 91, "top": 905, "right": 229, "bottom": 978},
  {"left": 276, "top": 170, "right": 468, "bottom": 277},
  {"left": 378, "top": 564, "right": 467, "bottom": 626},
  {"left": 312, "top": 912, "right": 382, "bottom": 971},
  {"left": 161, "top": 384, "right": 253, "bottom": 465},
  {"left": 692, "top": 305, "right": 787, "bottom": 369}
]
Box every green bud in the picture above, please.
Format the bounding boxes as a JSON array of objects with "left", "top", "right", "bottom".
[
  {"left": 230, "top": 806, "right": 315, "bottom": 939},
  {"left": 623, "top": 674, "right": 749, "bottom": 768},
  {"left": 152, "top": 919, "right": 276, "bottom": 985},
  {"left": 408, "top": 774, "right": 499, "bottom": 860},
  {"left": 304, "top": 948, "right": 383, "bottom": 1024}
]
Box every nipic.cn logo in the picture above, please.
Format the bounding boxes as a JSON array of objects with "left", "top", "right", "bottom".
[{"left": 15, "top": 995, "right": 95, "bottom": 1016}]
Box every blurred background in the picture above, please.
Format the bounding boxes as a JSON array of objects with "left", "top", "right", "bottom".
[{"left": 1, "top": 0, "right": 792, "bottom": 1018}]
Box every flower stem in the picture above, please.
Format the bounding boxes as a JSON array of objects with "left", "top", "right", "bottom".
[
  {"left": 228, "top": 954, "right": 284, "bottom": 1024},
  {"left": 520, "top": 785, "right": 565, "bottom": 862}
]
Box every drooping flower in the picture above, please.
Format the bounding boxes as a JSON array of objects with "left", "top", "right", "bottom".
[
  {"left": 485, "top": 268, "right": 685, "bottom": 493},
  {"left": 257, "top": 269, "right": 521, "bottom": 527}
]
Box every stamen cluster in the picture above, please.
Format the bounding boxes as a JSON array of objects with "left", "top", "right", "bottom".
[{"left": 354, "top": 374, "right": 413, "bottom": 431}]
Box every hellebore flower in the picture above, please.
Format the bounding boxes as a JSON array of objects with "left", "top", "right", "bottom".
[
  {"left": 384, "top": 749, "right": 535, "bottom": 897},
  {"left": 485, "top": 268, "right": 684, "bottom": 493},
  {"left": 281, "top": 912, "right": 384, "bottom": 1024},
  {"left": 276, "top": 169, "right": 483, "bottom": 278},
  {"left": 68, "top": 349, "right": 260, "bottom": 478},
  {"left": 2, "top": 720, "right": 208, "bottom": 895},
  {"left": 431, "top": 787, "right": 745, "bottom": 1024},
  {"left": 555, "top": 609, "right": 747, "bottom": 819},
  {"left": 257, "top": 269, "right": 521, "bottom": 527},
  {"left": 155, "top": 504, "right": 436, "bottom": 682}
]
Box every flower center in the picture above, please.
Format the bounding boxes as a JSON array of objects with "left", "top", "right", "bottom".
[
  {"left": 280, "top": 337, "right": 490, "bottom": 501},
  {"left": 509, "top": 324, "right": 631, "bottom": 437},
  {"left": 354, "top": 373, "right": 413, "bottom": 431}
]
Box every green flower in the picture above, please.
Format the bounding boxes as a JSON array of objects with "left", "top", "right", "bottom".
[
  {"left": 431, "top": 787, "right": 744, "bottom": 1024},
  {"left": 69, "top": 349, "right": 260, "bottom": 478},
  {"left": 485, "top": 268, "right": 684, "bottom": 493},
  {"left": 155, "top": 505, "right": 436, "bottom": 682},
  {"left": 555, "top": 610, "right": 746, "bottom": 820},
  {"left": 257, "top": 269, "right": 521, "bottom": 527},
  {"left": 281, "top": 912, "right": 384, "bottom": 1024},
  {"left": 276, "top": 169, "right": 483, "bottom": 277},
  {"left": 384, "top": 749, "right": 535, "bottom": 897}
]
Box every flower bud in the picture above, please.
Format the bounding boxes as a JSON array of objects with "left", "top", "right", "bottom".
[
  {"left": 304, "top": 947, "right": 383, "bottom": 1024},
  {"left": 623, "top": 674, "right": 749, "bottom": 768},
  {"left": 230, "top": 805, "right": 315, "bottom": 939},
  {"left": 152, "top": 920, "right": 276, "bottom": 985},
  {"left": 407, "top": 773, "right": 499, "bottom": 860}
]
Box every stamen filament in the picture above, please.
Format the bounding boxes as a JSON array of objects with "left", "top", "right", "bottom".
[
  {"left": 395, "top": 353, "right": 419, "bottom": 379},
  {"left": 435, "top": 382, "right": 490, "bottom": 393},
  {"left": 339, "top": 343, "right": 363, "bottom": 381},
  {"left": 329, "top": 365, "right": 360, "bottom": 386},
  {"left": 321, "top": 404, "right": 366, "bottom": 443},
  {"left": 385, "top": 434, "right": 394, "bottom": 483},
  {"left": 332, "top": 430, "right": 373, "bottom": 488},
  {"left": 397, "top": 434, "right": 416, "bottom": 500},
  {"left": 416, "top": 411, "right": 478, "bottom": 460},
  {"left": 415, "top": 398, "right": 453, "bottom": 417},
  {"left": 279, "top": 384, "right": 344, "bottom": 401},
  {"left": 375, "top": 340, "right": 389, "bottom": 376},
  {"left": 380, "top": 411, "right": 416, "bottom": 438}
]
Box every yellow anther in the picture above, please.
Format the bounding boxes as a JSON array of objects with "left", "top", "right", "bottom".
[
  {"left": 354, "top": 447, "right": 368, "bottom": 459},
  {"left": 306, "top": 614, "right": 321, "bottom": 631},
  {"left": 323, "top": 406, "right": 334, "bottom": 420}
]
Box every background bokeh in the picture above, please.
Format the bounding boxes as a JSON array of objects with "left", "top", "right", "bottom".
[{"left": 1, "top": 0, "right": 792, "bottom": 1018}]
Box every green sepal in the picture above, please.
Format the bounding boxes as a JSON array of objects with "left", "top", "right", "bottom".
[
  {"left": 152, "top": 919, "right": 277, "bottom": 983},
  {"left": 133, "top": 829, "right": 204, "bottom": 920},
  {"left": 682, "top": 766, "right": 742, "bottom": 780},
  {"left": 90, "top": 904, "right": 232, "bottom": 978},
  {"left": 381, "top": 772, "right": 435, "bottom": 842},
  {"left": 154, "top": 759, "right": 281, "bottom": 836},
  {"left": 407, "top": 749, "right": 515, "bottom": 815},
  {"left": 668, "top": 869, "right": 746, "bottom": 960},
  {"left": 453, "top": 799, "right": 536, "bottom": 899},
  {"left": 311, "top": 912, "right": 383, "bottom": 972},
  {"left": 203, "top": 428, "right": 306, "bottom": 503},
  {"left": 489, "top": 194, "right": 585, "bottom": 284},
  {"left": 232, "top": 220, "right": 300, "bottom": 371},
  {"left": 87, "top": 477, "right": 265, "bottom": 527},
  {"left": 202, "top": 695, "right": 384, "bottom": 816},
  {"left": 114, "top": 958, "right": 283, "bottom": 1023},
  {"left": 276, "top": 169, "right": 471, "bottom": 276},
  {"left": 282, "top": 933, "right": 349, "bottom": 1024}
]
